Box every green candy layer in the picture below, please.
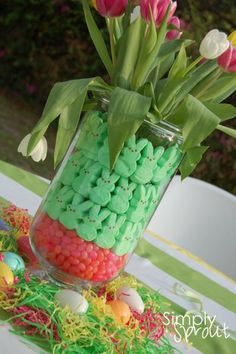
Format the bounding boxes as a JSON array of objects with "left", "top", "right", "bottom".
[{"left": 43, "top": 111, "right": 183, "bottom": 256}]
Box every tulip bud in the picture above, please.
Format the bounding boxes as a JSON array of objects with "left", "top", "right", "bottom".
[
  {"left": 199, "top": 29, "right": 230, "bottom": 60},
  {"left": 228, "top": 30, "right": 236, "bottom": 46},
  {"left": 218, "top": 31, "right": 236, "bottom": 72},
  {"left": 18, "top": 134, "right": 48, "bottom": 162},
  {"left": 166, "top": 16, "right": 181, "bottom": 41},
  {"left": 140, "top": 0, "right": 177, "bottom": 27},
  {"left": 95, "top": 0, "right": 128, "bottom": 17}
]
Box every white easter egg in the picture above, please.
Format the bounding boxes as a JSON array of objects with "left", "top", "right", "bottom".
[
  {"left": 116, "top": 287, "right": 144, "bottom": 314},
  {"left": 55, "top": 289, "right": 88, "bottom": 314}
]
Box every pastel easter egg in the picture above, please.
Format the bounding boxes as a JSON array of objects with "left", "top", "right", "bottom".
[
  {"left": 55, "top": 289, "right": 88, "bottom": 314},
  {"left": 2, "top": 252, "right": 25, "bottom": 273},
  {"left": 107, "top": 300, "right": 131, "bottom": 324},
  {"left": 116, "top": 287, "right": 144, "bottom": 314},
  {"left": 0, "top": 218, "right": 10, "bottom": 231},
  {"left": 0, "top": 261, "right": 14, "bottom": 288}
]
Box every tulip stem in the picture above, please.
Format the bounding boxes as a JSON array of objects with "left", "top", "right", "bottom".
[
  {"left": 184, "top": 56, "right": 204, "bottom": 75},
  {"left": 106, "top": 18, "right": 116, "bottom": 67}
]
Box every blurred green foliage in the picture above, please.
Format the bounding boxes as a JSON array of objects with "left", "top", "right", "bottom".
[{"left": 0, "top": 0, "right": 106, "bottom": 104}]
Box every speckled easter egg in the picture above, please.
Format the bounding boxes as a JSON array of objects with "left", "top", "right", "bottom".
[
  {"left": 107, "top": 300, "right": 131, "bottom": 324},
  {"left": 116, "top": 287, "right": 144, "bottom": 314},
  {"left": 55, "top": 289, "right": 89, "bottom": 314},
  {"left": 2, "top": 252, "right": 25, "bottom": 273},
  {"left": 0, "top": 261, "right": 14, "bottom": 288}
]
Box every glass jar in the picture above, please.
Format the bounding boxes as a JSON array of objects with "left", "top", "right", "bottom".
[{"left": 30, "top": 104, "right": 183, "bottom": 287}]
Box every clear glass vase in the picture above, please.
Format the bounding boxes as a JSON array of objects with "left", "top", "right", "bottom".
[{"left": 30, "top": 104, "right": 183, "bottom": 287}]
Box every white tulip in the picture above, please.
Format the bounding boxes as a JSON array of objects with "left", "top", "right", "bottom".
[
  {"left": 199, "top": 29, "right": 230, "bottom": 59},
  {"left": 131, "top": 6, "right": 140, "bottom": 23},
  {"left": 18, "top": 134, "right": 47, "bottom": 162}
]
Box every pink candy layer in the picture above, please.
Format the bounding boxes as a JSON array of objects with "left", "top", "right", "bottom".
[{"left": 33, "top": 213, "right": 127, "bottom": 283}]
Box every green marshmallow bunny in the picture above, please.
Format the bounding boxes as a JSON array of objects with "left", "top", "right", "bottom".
[
  {"left": 113, "top": 221, "right": 138, "bottom": 256},
  {"left": 131, "top": 144, "right": 164, "bottom": 184},
  {"left": 152, "top": 145, "right": 182, "bottom": 184},
  {"left": 142, "top": 185, "right": 161, "bottom": 224},
  {"left": 59, "top": 194, "right": 93, "bottom": 230},
  {"left": 77, "top": 112, "right": 107, "bottom": 160},
  {"left": 45, "top": 185, "right": 74, "bottom": 220},
  {"left": 127, "top": 185, "right": 152, "bottom": 223},
  {"left": 44, "top": 181, "right": 62, "bottom": 205},
  {"left": 158, "top": 145, "right": 182, "bottom": 171},
  {"left": 95, "top": 213, "right": 126, "bottom": 249},
  {"left": 77, "top": 111, "right": 103, "bottom": 147},
  {"left": 97, "top": 138, "right": 110, "bottom": 169},
  {"left": 151, "top": 164, "right": 169, "bottom": 184},
  {"left": 72, "top": 161, "right": 102, "bottom": 198},
  {"left": 128, "top": 222, "right": 143, "bottom": 252},
  {"left": 107, "top": 178, "right": 136, "bottom": 214},
  {"left": 116, "top": 178, "right": 137, "bottom": 200},
  {"left": 84, "top": 123, "right": 107, "bottom": 160},
  {"left": 114, "top": 137, "right": 148, "bottom": 177},
  {"left": 77, "top": 205, "right": 110, "bottom": 241},
  {"left": 89, "top": 169, "right": 119, "bottom": 206},
  {"left": 59, "top": 152, "right": 87, "bottom": 186}
]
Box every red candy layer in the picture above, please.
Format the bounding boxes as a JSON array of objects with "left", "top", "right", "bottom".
[{"left": 32, "top": 213, "right": 127, "bottom": 283}]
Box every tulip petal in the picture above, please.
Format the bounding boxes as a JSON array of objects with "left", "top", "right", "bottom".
[
  {"left": 140, "top": 0, "right": 177, "bottom": 27},
  {"left": 32, "top": 144, "right": 44, "bottom": 162},
  {"left": 41, "top": 137, "right": 48, "bottom": 161},
  {"left": 17, "top": 134, "right": 31, "bottom": 156}
]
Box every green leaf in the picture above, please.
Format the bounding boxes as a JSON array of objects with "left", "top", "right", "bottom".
[
  {"left": 199, "top": 75, "right": 236, "bottom": 103},
  {"left": 156, "top": 53, "right": 175, "bottom": 80},
  {"left": 217, "top": 125, "right": 236, "bottom": 139},
  {"left": 27, "top": 77, "right": 109, "bottom": 156},
  {"left": 82, "top": 0, "right": 113, "bottom": 77},
  {"left": 138, "top": 82, "right": 155, "bottom": 101},
  {"left": 179, "top": 146, "right": 208, "bottom": 179},
  {"left": 113, "top": 16, "right": 145, "bottom": 89},
  {"left": 113, "top": 17, "right": 123, "bottom": 43},
  {"left": 122, "top": 0, "right": 132, "bottom": 31},
  {"left": 190, "top": 68, "right": 221, "bottom": 97},
  {"left": 132, "top": 5, "right": 170, "bottom": 89},
  {"left": 35, "top": 80, "right": 90, "bottom": 131},
  {"left": 168, "top": 95, "right": 220, "bottom": 149},
  {"left": 171, "top": 60, "right": 218, "bottom": 110},
  {"left": 157, "top": 39, "right": 193, "bottom": 61},
  {"left": 168, "top": 44, "right": 187, "bottom": 79},
  {"left": 157, "top": 77, "right": 187, "bottom": 114},
  {"left": 204, "top": 102, "right": 236, "bottom": 122},
  {"left": 147, "top": 39, "right": 193, "bottom": 86},
  {"left": 54, "top": 93, "right": 87, "bottom": 167},
  {"left": 27, "top": 78, "right": 97, "bottom": 154},
  {"left": 107, "top": 87, "right": 152, "bottom": 169}
]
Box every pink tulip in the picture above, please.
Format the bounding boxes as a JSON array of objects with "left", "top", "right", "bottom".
[
  {"left": 95, "top": 0, "right": 128, "bottom": 17},
  {"left": 218, "top": 44, "right": 236, "bottom": 72},
  {"left": 166, "top": 16, "right": 181, "bottom": 40},
  {"left": 140, "top": 0, "right": 177, "bottom": 27}
]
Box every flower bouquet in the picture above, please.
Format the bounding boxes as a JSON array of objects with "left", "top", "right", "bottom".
[{"left": 18, "top": 0, "right": 236, "bottom": 287}]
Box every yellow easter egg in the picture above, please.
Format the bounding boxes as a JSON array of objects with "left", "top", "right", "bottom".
[
  {"left": 0, "top": 261, "right": 14, "bottom": 288},
  {"left": 107, "top": 300, "right": 131, "bottom": 324}
]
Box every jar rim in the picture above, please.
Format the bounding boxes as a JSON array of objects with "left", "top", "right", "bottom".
[
  {"left": 142, "top": 119, "right": 183, "bottom": 144},
  {"left": 98, "top": 95, "right": 183, "bottom": 144}
]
